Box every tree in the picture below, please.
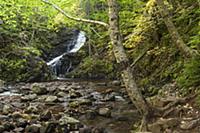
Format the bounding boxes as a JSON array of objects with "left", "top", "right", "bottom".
[
  {"left": 155, "top": 0, "right": 198, "bottom": 57},
  {"left": 42, "top": 0, "right": 150, "bottom": 131}
]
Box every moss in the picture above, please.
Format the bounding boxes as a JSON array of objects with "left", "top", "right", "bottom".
[
  {"left": 0, "top": 46, "right": 51, "bottom": 82},
  {"left": 67, "top": 57, "right": 115, "bottom": 79},
  {"left": 177, "top": 55, "right": 200, "bottom": 88}
]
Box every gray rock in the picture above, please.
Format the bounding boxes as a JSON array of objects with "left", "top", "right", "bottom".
[
  {"left": 45, "top": 96, "right": 58, "bottom": 102},
  {"left": 111, "top": 80, "right": 121, "bottom": 86},
  {"left": 25, "top": 124, "right": 41, "bottom": 133},
  {"left": 25, "top": 105, "right": 38, "bottom": 114},
  {"left": 3, "top": 104, "right": 14, "bottom": 115},
  {"left": 98, "top": 108, "right": 111, "bottom": 117},
  {"left": 57, "top": 91, "right": 68, "bottom": 97},
  {"left": 0, "top": 115, "right": 9, "bottom": 121},
  {"left": 59, "top": 115, "right": 80, "bottom": 125},
  {"left": 0, "top": 87, "right": 4, "bottom": 93},
  {"left": 12, "top": 112, "right": 23, "bottom": 119},
  {"left": 14, "top": 127, "right": 24, "bottom": 132},
  {"left": 31, "top": 84, "right": 47, "bottom": 95},
  {"left": 21, "top": 94, "right": 37, "bottom": 101},
  {"left": 0, "top": 125, "right": 5, "bottom": 133}
]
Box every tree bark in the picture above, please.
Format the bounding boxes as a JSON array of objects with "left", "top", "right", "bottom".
[
  {"left": 107, "top": 0, "right": 150, "bottom": 118},
  {"left": 155, "top": 0, "right": 196, "bottom": 57},
  {"left": 41, "top": 0, "right": 109, "bottom": 28}
]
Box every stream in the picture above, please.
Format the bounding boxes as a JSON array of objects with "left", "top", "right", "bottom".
[
  {"left": 0, "top": 80, "right": 139, "bottom": 133},
  {"left": 0, "top": 30, "right": 140, "bottom": 133}
]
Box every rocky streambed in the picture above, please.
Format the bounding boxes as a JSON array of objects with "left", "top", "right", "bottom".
[{"left": 0, "top": 80, "right": 140, "bottom": 133}]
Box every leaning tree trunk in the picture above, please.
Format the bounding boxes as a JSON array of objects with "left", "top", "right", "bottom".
[
  {"left": 107, "top": 0, "right": 150, "bottom": 130},
  {"left": 155, "top": 0, "right": 196, "bottom": 57}
]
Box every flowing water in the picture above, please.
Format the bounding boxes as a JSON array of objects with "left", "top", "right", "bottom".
[{"left": 47, "top": 31, "right": 86, "bottom": 78}]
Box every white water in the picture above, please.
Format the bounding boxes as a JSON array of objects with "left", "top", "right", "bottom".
[
  {"left": 47, "top": 31, "right": 86, "bottom": 77},
  {"left": 69, "top": 31, "right": 86, "bottom": 53}
]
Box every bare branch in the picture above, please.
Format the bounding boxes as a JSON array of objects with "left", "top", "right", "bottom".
[{"left": 41, "top": 0, "right": 109, "bottom": 28}]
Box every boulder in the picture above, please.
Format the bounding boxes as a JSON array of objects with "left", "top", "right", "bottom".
[
  {"left": 45, "top": 96, "right": 58, "bottom": 102},
  {"left": 31, "top": 84, "right": 47, "bottom": 95}
]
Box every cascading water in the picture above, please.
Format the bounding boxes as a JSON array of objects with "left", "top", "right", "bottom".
[{"left": 47, "top": 31, "right": 86, "bottom": 78}]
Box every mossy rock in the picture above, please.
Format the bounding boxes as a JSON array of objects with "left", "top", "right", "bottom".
[{"left": 0, "top": 47, "right": 52, "bottom": 82}]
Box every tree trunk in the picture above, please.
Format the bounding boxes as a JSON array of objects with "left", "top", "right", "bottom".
[
  {"left": 155, "top": 0, "right": 196, "bottom": 57},
  {"left": 107, "top": 0, "right": 150, "bottom": 125}
]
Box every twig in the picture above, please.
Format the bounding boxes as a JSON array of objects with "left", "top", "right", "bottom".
[{"left": 41, "top": 0, "right": 109, "bottom": 28}]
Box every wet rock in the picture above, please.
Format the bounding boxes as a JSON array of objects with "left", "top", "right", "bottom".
[
  {"left": 31, "top": 84, "right": 47, "bottom": 95},
  {"left": 3, "top": 104, "right": 14, "bottom": 115},
  {"left": 21, "top": 94, "right": 37, "bottom": 101},
  {"left": 98, "top": 108, "right": 111, "bottom": 117},
  {"left": 25, "top": 124, "right": 41, "bottom": 133},
  {"left": 40, "top": 110, "right": 52, "bottom": 121},
  {"left": 45, "top": 96, "right": 58, "bottom": 102}
]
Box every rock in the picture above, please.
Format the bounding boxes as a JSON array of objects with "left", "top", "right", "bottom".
[
  {"left": 3, "top": 122, "right": 15, "bottom": 131},
  {"left": 14, "top": 127, "right": 24, "bottom": 132},
  {"left": 21, "top": 94, "right": 37, "bottom": 101},
  {"left": 3, "top": 104, "right": 14, "bottom": 115},
  {"left": 31, "top": 84, "right": 47, "bottom": 95},
  {"left": 12, "top": 112, "right": 23, "bottom": 119},
  {"left": 69, "top": 91, "right": 82, "bottom": 98},
  {"left": 0, "top": 125, "right": 5, "bottom": 133},
  {"left": 59, "top": 115, "right": 80, "bottom": 125},
  {"left": 69, "top": 99, "right": 92, "bottom": 108},
  {"left": 57, "top": 91, "right": 68, "bottom": 97},
  {"left": 45, "top": 96, "right": 58, "bottom": 102},
  {"left": 86, "top": 110, "right": 97, "bottom": 120},
  {"left": 0, "top": 87, "right": 4, "bottom": 93},
  {"left": 114, "top": 96, "right": 125, "bottom": 101},
  {"left": 0, "top": 79, "right": 5, "bottom": 87},
  {"left": 25, "top": 105, "right": 39, "bottom": 114},
  {"left": 0, "top": 115, "right": 9, "bottom": 121},
  {"left": 98, "top": 108, "right": 111, "bottom": 117},
  {"left": 79, "top": 127, "right": 92, "bottom": 133},
  {"left": 40, "top": 110, "right": 52, "bottom": 121},
  {"left": 91, "top": 127, "right": 107, "bottom": 133},
  {"left": 40, "top": 121, "right": 57, "bottom": 133},
  {"left": 16, "top": 118, "right": 28, "bottom": 128},
  {"left": 25, "top": 124, "right": 41, "bottom": 133},
  {"left": 111, "top": 80, "right": 121, "bottom": 86}
]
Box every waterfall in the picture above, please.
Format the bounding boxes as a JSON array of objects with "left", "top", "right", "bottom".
[{"left": 47, "top": 31, "right": 86, "bottom": 78}]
